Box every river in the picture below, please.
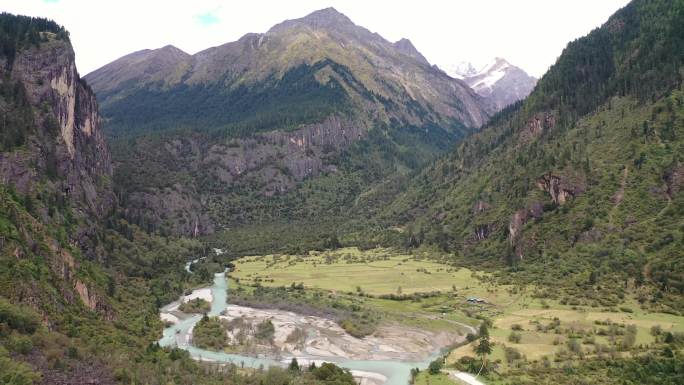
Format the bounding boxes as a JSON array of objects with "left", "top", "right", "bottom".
[{"left": 159, "top": 270, "right": 448, "bottom": 385}]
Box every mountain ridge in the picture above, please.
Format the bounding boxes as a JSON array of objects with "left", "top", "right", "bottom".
[{"left": 85, "top": 7, "right": 490, "bottom": 236}]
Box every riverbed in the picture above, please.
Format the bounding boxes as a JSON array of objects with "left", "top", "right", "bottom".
[{"left": 159, "top": 271, "right": 468, "bottom": 385}]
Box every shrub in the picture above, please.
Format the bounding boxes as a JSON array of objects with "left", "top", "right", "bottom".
[
  {"left": 8, "top": 334, "right": 33, "bottom": 354},
  {"left": 508, "top": 332, "right": 522, "bottom": 343},
  {"left": 505, "top": 346, "right": 523, "bottom": 363},
  {"left": 255, "top": 320, "right": 275, "bottom": 341},
  {"left": 428, "top": 358, "right": 443, "bottom": 374},
  {"left": 0, "top": 298, "right": 39, "bottom": 334}
]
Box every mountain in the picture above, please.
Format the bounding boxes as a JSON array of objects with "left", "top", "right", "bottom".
[
  {"left": 0, "top": 14, "right": 283, "bottom": 385},
  {"left": 0, "top": 13, "right": 120, "bottom": 382},
  {"left": 357, "top": 0, "right": 684, "bottom": 312},
  {"left": 88, "top": 8, "right": 487, "bottom": 132},
  {"left": 461, "top": 57, "right": 537, "bottom": 111},
  {"left": 0, "top": 13, "right": 114, "bottom": 254},
  {"left": 443, "top": 58, "right": 538, "bottom": 112},
  {"left": 85, "top": 7, "right": 490, "bottom": 236}
]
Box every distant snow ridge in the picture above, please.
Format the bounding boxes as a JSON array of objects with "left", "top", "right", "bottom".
[
  {"left": 468, "top": 57, "right": 511, "bottom": 94},
  {"left": 441, "top": 57, "right": 537, "bottom": 112},
  {"left": 443, "top": 61, "right": 478, "bottom": 79}
]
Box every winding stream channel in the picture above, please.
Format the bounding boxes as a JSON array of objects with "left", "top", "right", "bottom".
[{"left": 159, "top": 268, "right": 454, "bottom": 385}]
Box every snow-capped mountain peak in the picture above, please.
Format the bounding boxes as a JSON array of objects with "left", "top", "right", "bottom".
[
  {"left": 440, "top": 57, "right": 537, "bottom": 112},
  {"left": 469, "top": 57, "right": 512, "bottom": 93}
]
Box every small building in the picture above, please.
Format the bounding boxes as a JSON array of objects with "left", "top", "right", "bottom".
[{"left": 466, "top": 297, "right": 488, "bottom": 304}]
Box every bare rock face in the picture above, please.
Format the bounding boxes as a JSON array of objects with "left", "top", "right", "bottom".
[
  {"left": 1, "top": 36, "right": 114, "bottom": 226},
  {"left": 0, "top": 31, "right": 116, "bottom": 320},
  {"left": 508, "top": 201, "right": 544, "bottom": 258},
  {"left": 468, "top": 222, "right": 498, "bottom": 244},
  {"left": 74, "top": 280, "right": 114, "bottom": 320},
  {"left": 123, "top": 116, "right": 366, "bottom": 235},
  {"left": 520, "top": 112, "right": 556, "bottom": 142},
  {"left": 125, "top": 184, "right": 214, "bottom": 236},
  {"left": 471, "top": 200, "right": 491, "bottom": 215},
  {"left": 207, "top": 115, "right": 364, "bottom": 186},
  {"left": 536, "top": 173, "right": 584, "bottom": 205}
]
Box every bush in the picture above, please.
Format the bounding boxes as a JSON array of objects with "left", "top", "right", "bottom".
[
  {"left": 255, "top": 320, "right": 275, "bottom": 342},
  {"left": 8, "top": 334, "right": 33, "bottom": 354},
  {"left": 0, "top": 298, "right": 39, "bottom": 334},
  {"left": 192, "top": 316, "right": 227, "bottom": 350},
  {"left": 504, "top": 346, "right": 523, "bottom": 363},
  {"left": 0, "top": 349, "right": 40, "bottom": 385},
  {"left": 311, "top": 362, "right": 356, "bottom": 384},
  {"left": 508, "top": 332, "right": 522, "bottom": 343},
  {"left": 428, "top": 358, "right": 443, "bottom": 374},
  {"left": 178, "top": 298, "right": 211, "bottom": 313}
]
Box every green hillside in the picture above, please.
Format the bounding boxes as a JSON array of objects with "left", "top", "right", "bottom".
[{"left": 356, "top": 0, "right": 684, "bottom": 311}]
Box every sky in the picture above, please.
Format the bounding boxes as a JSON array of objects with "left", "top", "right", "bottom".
[{"left": 3, "top": 0, "right": 631, "bottom": 77}]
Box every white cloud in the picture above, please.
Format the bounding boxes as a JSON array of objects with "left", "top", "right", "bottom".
[{"left": 2, "top": 0, "right": 631, "bottom": 77}]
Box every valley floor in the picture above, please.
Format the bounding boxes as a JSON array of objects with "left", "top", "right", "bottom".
[{"left": 163, "top": 247, "right": 684, "bottom": 385}]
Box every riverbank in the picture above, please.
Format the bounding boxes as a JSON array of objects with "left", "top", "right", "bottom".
[
  {"left": 159, "top": 272, "right": 468, "bottom": 385},
  {"left": 217, "top": 303, "right": 463, "bottom": 362}
]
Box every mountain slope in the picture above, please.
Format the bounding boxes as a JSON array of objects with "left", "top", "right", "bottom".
[
  {"left": 358, "top": 0, "right": 684, "bottom": 311},
  {"left": 85, "top": 8, "right": 490, "bottom": 236},
  {"left": 0, "top": 12, "right": 114, "bottom": 255},
  {"left": 88, "top": 8, "right": 487, "bottom": 134},
  {"left": 0, "top": 14, "right": 310, "bottom": 385}
]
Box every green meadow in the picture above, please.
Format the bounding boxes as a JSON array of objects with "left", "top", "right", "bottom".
[{"left": 232, "top": 247, "right": 684, "bottom": 384}]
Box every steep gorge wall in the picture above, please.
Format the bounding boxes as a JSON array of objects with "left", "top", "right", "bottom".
[{"left": 1, "top": 36, "right": 114, "bottom": 226}]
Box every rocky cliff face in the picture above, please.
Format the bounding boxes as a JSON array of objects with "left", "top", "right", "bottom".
[
  {"left": 0, "top": 15, "right": 116, "bottom": 330},
  {"left": 0, "top": 35, "right": 114, "bottom": 225},
  {"left": 536, "top": 173, "right": 585, "bottom": 205},
  {"left": 0, "top": 29, "right": 114, "bottom": 258},
  {"left": 119, "top": 115, "right": 367, "bottom": 235}
]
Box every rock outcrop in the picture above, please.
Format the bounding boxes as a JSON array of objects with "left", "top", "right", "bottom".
[
  {"left": 664, "top": 162, "right": 684, "bottom": 197},
  {"left": 536, "top": 173, "right": 584, "bottom": 205},
  {"left": 520, "top": 112, "right": 556, "bottom": 142},
  {"left": 1, "top": 34, "right": 114, "bottom": 227},
  {"left": 508, "top": 201, "right": 543, "bottom": 258},
  {"left": 0, "top": 19, "right": 115, "bottom": 321},
  {"left": 121, "top": 116, "right": 366, "bottom": 235}
]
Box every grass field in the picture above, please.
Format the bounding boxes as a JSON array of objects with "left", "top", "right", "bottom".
[
  {"left": 448, "top": 294, "right": 684, "bottom": 369},
  {"left": 232, "top": 247, "right": 684, "bottom": 384},
  {"left": 233, "top": 247, "right": 486, "bottom": 295},
  {"left": 414, "top": 372, "right": 457, "bottom": 385}
]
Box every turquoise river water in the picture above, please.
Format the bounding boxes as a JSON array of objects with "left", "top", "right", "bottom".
[{"left": 158, "top": 272, "right": 447, "bottom": 385}]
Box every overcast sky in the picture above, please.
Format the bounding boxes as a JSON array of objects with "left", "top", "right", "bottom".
[{"left": 4, "top": 0, "right": 631, "bottom": 77}]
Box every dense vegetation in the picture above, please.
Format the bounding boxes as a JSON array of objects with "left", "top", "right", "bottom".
[
  {"left": 348, "top": 0, "right": 684, "bottom": 312},
  {"left": 2, "top": 1, "right": 684, "bottom": 384},
  {"left": 231, "top": 283, "right": 379, "bottom": 338},
  {"left": 192, "top": 316, "right": 227, "bottom": 350},
  {"left": 0, "top": 13, "right": 69, "bottom": 70}
]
